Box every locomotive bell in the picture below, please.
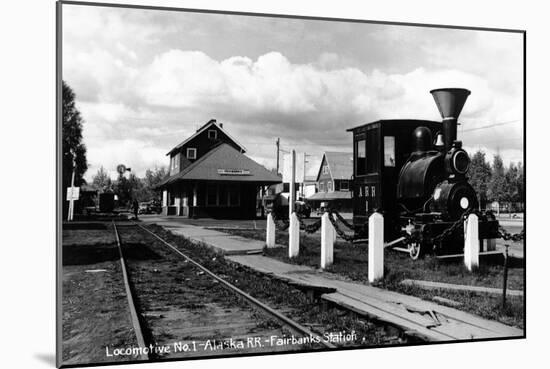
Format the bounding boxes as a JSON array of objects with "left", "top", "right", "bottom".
[{"left": 430, "top": 88, "right": 471, "bottom": 152}]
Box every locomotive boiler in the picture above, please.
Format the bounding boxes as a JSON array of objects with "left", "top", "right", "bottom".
[{"left": 349, "top": 88, "right": 498, "bottom": 259}]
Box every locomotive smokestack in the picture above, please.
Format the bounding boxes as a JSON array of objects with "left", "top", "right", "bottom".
[{"left": 430, "top": 88, "right": 471, "bottom": 152}]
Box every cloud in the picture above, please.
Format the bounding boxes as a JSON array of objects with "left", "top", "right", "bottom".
[
  {"left": 76, "top": 49, "right": 522, "bottom": 177},
  {"left": 85, "top": 138, "right": 167, "bottom": 181},
  {"left": 62, "top": 5, "right": 523, "bottom": 179},
  {"left": 136, "top": 50, "right": 502, "bottom": 128}
]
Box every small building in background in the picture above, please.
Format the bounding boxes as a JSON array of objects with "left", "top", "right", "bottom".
[
  {"left": 307, "top": 152, "right": 353, "bottom": 213},
  {"left": 156, "top": 119, "right": 281, "bottom": 219}
]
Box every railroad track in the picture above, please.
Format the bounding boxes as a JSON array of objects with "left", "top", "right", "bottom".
[{"left": 111, "top": 221, "right": 336, "bottom": 361}]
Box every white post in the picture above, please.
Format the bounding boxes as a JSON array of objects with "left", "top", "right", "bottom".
[
  {"left": 289, "top": 212, "right": 300, "bottom": 258},
  {"left": 464, "top": 213, "right": 480, "bottom": 271},
  {"left": 331, "top": 213, "right": 337, "bottom": 242},
  {"left": 266, "top": 213, "right": 276, "bottom": 248},
  {"left": 289, "top": 150, "right": 296, "bottom": 218},
  {"left": 175, "top": 197, "right": 181, "bottom": 216},
  {"left": 368, "top": 212, "right": 384, "bottom": 283},
  {"left": 321, "top": 212, "right": 334, "bottom": 268}
]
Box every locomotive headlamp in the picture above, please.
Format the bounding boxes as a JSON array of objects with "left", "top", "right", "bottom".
[
  {"left": 452, "top": 150, "right": 470, "bottom": 174},
  {"left": 444, "top": 141, "right": 470, "bottom": 176}
]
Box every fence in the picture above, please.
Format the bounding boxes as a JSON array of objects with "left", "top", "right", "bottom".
[{"left": 266, "top": 208, "right": 525, "bottom": 281}]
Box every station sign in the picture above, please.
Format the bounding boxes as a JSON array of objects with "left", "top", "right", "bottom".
[
  {"left": 66, "top": 187, "right": 80, "bottom": 201},
  {"left": 217, "top": 169, "right": 251, "bottom": 175}
]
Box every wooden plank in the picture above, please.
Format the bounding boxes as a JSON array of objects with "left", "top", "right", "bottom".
[
  {"left": 401, "top": 279, "right": 524, "bottom": 297},
  {"left": 227, "top": 254, "right": 523, "bottom": 339},
  {"left": 432, "top": 296, "right": 463, "bottom": 307},
  {"left": 322, "top": 293, "right": 452, "bottom": 342},
  {"left": 436, "top": 250, "right": 504, "bottom": 259}
]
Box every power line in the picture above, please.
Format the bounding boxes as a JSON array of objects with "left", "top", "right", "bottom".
[{"left": 461, "top": 119, "right": 520, "bottom": 133}]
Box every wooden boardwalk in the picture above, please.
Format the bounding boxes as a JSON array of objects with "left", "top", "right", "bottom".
[
  {"left": 400, "top": 279, "right": 524, "bottom": 297},
  {"left": 228, "top": 255, "right": 523, "bottom": 342}
]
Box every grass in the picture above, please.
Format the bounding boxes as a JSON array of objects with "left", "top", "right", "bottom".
[
  {"left": 211, "top": 228, "right": 525, "bottom": 329},
  {"left": 143, "top": 223, "right": 415, "bottom": 347}
]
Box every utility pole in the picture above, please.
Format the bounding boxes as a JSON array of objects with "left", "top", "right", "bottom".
[
  {"left": 289, "top": 149, "right": 296, "bottom": 218},
  {"left": 276, "top": 138, "right": 280, "bottom": 174}
]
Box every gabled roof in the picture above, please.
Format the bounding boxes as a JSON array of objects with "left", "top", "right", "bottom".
[
  {"left": 167, "top": 119, "right": 247, "bottom": 156},
  {"left": 157, "top": 143, "right": 281, "bottom": 187},
  {"left": 307, "top": 191, "right": 352, "bottom": 201},
  {"left": 315, "top": 151, "right": 353, "bottom": 182}
]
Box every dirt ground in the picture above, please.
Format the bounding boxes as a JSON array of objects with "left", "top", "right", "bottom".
[
  {"left": 120, "top": 224, "right": 412, "bottom": 355},
  {"left": 62, "top": 222, "right": 140, "bottom": 365},
  {"left": 61, "top": 221, "right": 412, "bottom": 366}
]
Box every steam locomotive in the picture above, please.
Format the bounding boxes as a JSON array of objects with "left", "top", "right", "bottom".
[{"left": 349, "top": 88, "right": 499, "bottom": 259}]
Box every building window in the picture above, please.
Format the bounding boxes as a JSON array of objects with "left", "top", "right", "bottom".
[
  {"left": 228, "top": 185, "right": 240, "bottom": 206},
  {"left": 219, "top": 186, "right": 228, "bottom": 206},
  {"left": 340, "top": 181, "right": 349, "bottom": 191},
  {"left": 327, "top": 181, "right": 333, "bottom": 192},
  {"left": 208, "top": 129, "right": 217, "bottom": 140},
  {"left": 319, "top": 182, "right": 324, "bottom": 192},
  {"left": 170, "top": 153, "right": 180, "bottom": 172},
  {"left": 206, "top": 184, "right": 217, "bottom": 206},
  {"left": 187, "top": 148, "right": 197, "bottom": 159},
  {"left": 356, "top": 138, "right": 366, "bottom": 176},
  {"left": 323, "top": 165, "right": 329, "bottom": 175},
  {"left": 168, "top": 192, "right": 175, "bottom": 206}
]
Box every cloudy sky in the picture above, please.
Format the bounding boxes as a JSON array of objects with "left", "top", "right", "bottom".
[{"left": 62, "top": 3, "right": 524, "bottom": 181}]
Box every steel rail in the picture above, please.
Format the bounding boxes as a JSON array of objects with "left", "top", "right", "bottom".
[
  {"left": 112, "top": 222, "right": 150, "bottom": 361},
  {"left": 132, "top": 222, "right": 337, "bottom": 349}
]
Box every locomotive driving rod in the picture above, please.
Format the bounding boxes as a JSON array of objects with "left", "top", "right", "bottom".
[
  {"left": 384, "top": 237, "right": 406, "bottom": 248},
  {"left": 352, "top": 236, "right": 406, "bottom": 247}
]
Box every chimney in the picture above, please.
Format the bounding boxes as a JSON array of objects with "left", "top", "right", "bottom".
[{"left": 430, "top": 88, "right": 470, "bottom": 152}]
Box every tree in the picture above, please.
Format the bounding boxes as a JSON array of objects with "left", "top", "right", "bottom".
[
  {"left": 62, "top": 81, "right": 88, "bottom": 214},
  {"left": 91, "top": 166, "right": 112, "bottom": 192},
  {"left": 516, "top": 162, "right": 525, "bottom": 203},
  {"left": 468, "top": 150, "right": 492, "bottom": 209},
  {"left": 144, "top": 167, "right": 168, "bottom": 189},
  {"left": 114, "top": 173, "right": 142, "bottom": 206},
  {"left": 135, "top": 167, "right": 168, "bottom": 202},
  {"left": 488, "top": 154, "right": 507, "bottom": 204}
]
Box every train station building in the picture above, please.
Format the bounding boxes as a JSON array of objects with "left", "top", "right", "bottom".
[{"left": 156, "top": 119, "right": 281, "bottom": 219}]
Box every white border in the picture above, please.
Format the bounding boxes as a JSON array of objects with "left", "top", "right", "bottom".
[{"left": 2, "top": 1, "right": 546, "bottom": 369}]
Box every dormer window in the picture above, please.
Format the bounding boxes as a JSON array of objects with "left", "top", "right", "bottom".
[
  {"left": 187, "top": 148, "right": 197, "bottom": 159},
  {"left": 208, "top": 129, "right": 217, "bottom": 140}
]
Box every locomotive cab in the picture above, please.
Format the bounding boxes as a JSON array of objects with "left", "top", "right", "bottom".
[{"left": 347, "top": 119, "right": 442, "bottom": 237}]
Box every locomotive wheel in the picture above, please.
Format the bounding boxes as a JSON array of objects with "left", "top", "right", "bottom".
[{"left": 408, "top": 241, "right": 423, "bottom": 260}]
